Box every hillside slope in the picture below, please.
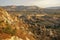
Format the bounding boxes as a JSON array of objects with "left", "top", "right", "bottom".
[
  {"left": 0, "top": 8, "right": 35, "bottom": 40},
  {"left": 0, "top": 8, "right": 60, "bottom": 40}
]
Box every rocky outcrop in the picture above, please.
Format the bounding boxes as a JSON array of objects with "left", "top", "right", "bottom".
[
  {"left": 0, "top": 8, "right": 35, "bottom": 40},
  {"left": 0, "top": 8, "right": 13, "bottom": 24}
]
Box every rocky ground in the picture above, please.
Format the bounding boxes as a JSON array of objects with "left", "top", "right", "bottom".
[{"left": 0, "top": 8, "right": 60, "bottom": 40}]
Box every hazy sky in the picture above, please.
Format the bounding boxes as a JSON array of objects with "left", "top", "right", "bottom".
[{"left": 0, "top": 0, "right": 60, "bottom": 8}]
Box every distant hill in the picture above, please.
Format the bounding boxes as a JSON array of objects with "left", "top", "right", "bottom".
[
  {"left": 46, "top": 6, "right": 60, "bottom": 9},
  {"left": 0, "top": 6, "right": 40, "bottom": 11},
  {"left": 43, "top": 6, "right": 60, "bottom": 14},
  {"left": 1, "top": 6, "right": 60, "bottom": 14}
]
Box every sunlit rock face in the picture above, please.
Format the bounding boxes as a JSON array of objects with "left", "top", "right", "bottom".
[
  {"left": 0, "top": 8, "right": 35, "bottom": 40},
  {"left": 4, "top": 36, "right": 23, "bottom": 40},
  {"left": 3, "top": 36, "right": 31, "bottom": 40},
  {"left": 0, "top": 8, "right": 13, "bottom": 24}
]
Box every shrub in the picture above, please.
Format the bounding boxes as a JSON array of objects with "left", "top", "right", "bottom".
[{"left": 2, "top": 26, "right": 16, "bottom": 36}]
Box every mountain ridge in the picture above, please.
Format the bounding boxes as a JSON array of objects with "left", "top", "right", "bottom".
[
  {"left": 0, "top": 6, "right": 40, "bottom": 11},
  {"left": 45, "top": 6, "right": 60, "bottom": 9}
]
